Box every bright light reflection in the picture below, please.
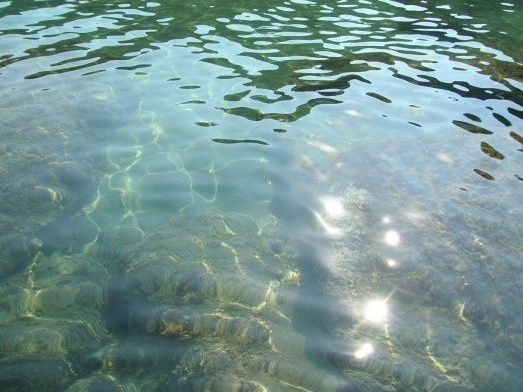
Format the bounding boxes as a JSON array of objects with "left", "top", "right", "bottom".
[
  {"left": 384, "top": 230, "right": 400, "bottom": 246},
  {"left": 364, "top": 299, "right": 389, "bottom": 324},
  {"left": 345, "top": 109, "right": 362, "bottom": 117},
  {"left": 354, "top": 343, "right": 374, "bottom": 359},
  {"left": 386, "top": 258, "right": 398, "bottom": 267},
  {"left": 382, "top": 216, "right": 391, "bottom": 224},
  {"left": 437, "top": 152, "right": 453, "bottom": 164},
  {"left": 320, "top": 196, "right": 346, "bottom": 219}
]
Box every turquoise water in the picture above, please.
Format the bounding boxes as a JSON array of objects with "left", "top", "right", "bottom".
[{"left": 0, "top": 0, "right": 522, "bottom": 391}]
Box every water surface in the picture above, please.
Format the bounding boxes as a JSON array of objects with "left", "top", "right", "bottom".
[{"left": 0, "top": 0, "right": 522, "bottom": 391}]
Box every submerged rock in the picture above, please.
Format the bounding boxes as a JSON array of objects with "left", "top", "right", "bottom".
[
  {"left": 0, "top": 254, "right": 112, "bottom": 389},
  {"left": 67, "top": 375, "right": 123, "bottom": 392},
  {"left": 102, "top": 212, "right": 351, "bottom": 391},
  {"left": 0, "top": 359, "right": 73, "bottom": 392},
  {"left": 0, "top": 234, "right": 40, "bottom": 279}
]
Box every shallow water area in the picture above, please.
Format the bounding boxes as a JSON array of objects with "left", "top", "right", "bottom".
[{"left": 0, "top": 0, "right": 522, "bottom": 391}]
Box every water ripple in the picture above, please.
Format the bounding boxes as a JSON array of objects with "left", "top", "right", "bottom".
[{"left": 1, "top": 1, "right": 522, "bottom": 390}]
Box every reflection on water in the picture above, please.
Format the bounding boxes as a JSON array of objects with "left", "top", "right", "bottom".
[
  {"left": 363, "top": 299, "right": 389, "bottom": 325},
  {"left": 0, "top": 0, "right": 522, "bottom": 391}
]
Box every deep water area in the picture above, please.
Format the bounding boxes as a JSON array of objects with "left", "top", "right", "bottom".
[{"left": 0, "top": 0, "right": 522, "bottom": 391}]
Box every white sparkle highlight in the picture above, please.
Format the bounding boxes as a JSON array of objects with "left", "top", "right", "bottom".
[
  {"left": 345, "top": 109, "right": 362, "bottom": 117},
  {"left": 320, "top": 196, "right": 346, "bottom": 219},
  {"left": 384, "top": 230, "right": 400, "bottom": 246},
  {"left": 386, "top": 258, "right": 398, "bottom": 267},
  {"left": 355, "top": 343, "right": 374, "bottom": 359},
  {"left": 364, "top": 299, "right": 389, "bottom": 324}
]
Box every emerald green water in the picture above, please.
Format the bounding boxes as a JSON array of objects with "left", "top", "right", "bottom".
[{"left": 0, "top": 1, "right": 522, "bottom": 391}]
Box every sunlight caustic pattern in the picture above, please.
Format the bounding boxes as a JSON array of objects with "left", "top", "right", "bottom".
[{"left": 0, "top": 0, "right": 521, "bottom": 390}]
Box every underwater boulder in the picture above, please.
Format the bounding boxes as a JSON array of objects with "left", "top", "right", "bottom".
[
  {"left": 0, "top": 234, "right": 40, "bottom": 279},
  {"left": 0, "top": 318, "right": 109, "bottom": 362},
  {"left": 0, "top": 359, "right": 73, "bottom": 392},
  {"left": 28, "top": 254, "right": 110, "bottom": 317},
  {"left": 105, "top": 212, "right": 352, "bottom": 391},
  {"left": 66, "top": 375, "right": 124, "bottom": 392}
]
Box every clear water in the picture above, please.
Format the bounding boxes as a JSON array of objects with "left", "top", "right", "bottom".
[{"left": 0, "top": 0, "right": 522, "bottom": 391}]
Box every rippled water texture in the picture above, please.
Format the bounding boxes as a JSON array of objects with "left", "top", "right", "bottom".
[{"left": 1, "top": 0, "right": 522, "bottom": 391}]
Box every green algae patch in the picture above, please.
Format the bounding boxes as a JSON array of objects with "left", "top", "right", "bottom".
[
  {"left": 453, "top": 120, "right": 493, "bottom": 134},
  {"left": 480, "top": 141, "right": 505, "bottom": 160},
  {"left": 474, "top": 168, "right": 495, "bottom": 180}
]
